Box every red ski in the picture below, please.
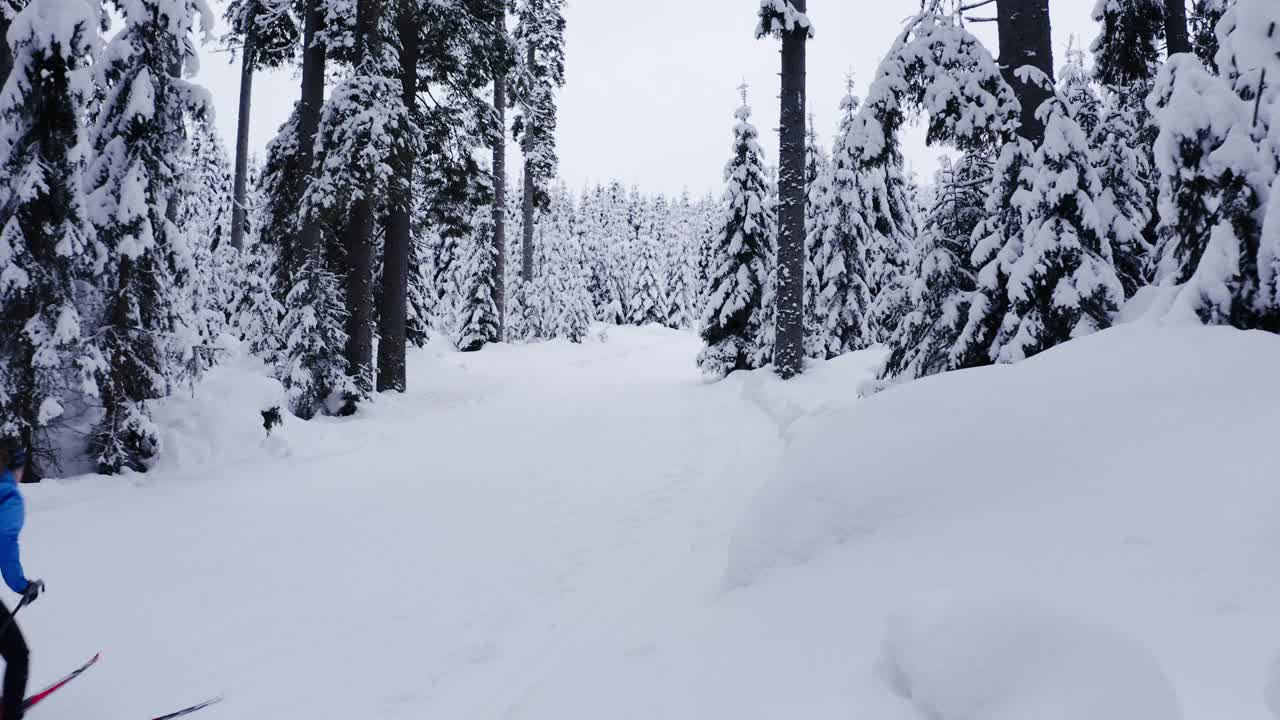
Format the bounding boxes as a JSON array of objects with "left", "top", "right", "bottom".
[
  {"left": 150, "top": 696, "right": 223, "bottom": 720},
  {"left": 22, "top": 652, "right": 100, "bottom": 712}
]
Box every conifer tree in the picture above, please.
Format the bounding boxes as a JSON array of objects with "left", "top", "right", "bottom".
[
  {"left": 806, "top": 86, "right": 871, "bottom": 359},
  {"left": 85, "top": 0, "right": 215, "bottom": 472},
  {"left": 223, "top": 0, "right": 298, "bottom": 250},
  {"left": 698, "top": 88, "right": 773, "bottom": 377},
  {"left": 454, "top": 207, "right": 500, "bottom": 352},
  {"left": 880, "top": 153, "right": 989, "bottom": 385},
  {"left": 961, "top": 99, "right": 1123, "bottom": 364},
  {"left": 512, "top": 0, "right": 565, "bottom": 282},
  {"left": 629, "top": 198, "right": 666, "bottom": 326},
  {"left": 1094, "top": 91, "right": 1155, "bottom": 297},
  {"left": 0, "top": 0, "right": 104, "bottom": 475}
]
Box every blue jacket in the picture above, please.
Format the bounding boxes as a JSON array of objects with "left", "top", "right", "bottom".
[{"left": 0, "top": 471, "right": 29, "bottom": 594}]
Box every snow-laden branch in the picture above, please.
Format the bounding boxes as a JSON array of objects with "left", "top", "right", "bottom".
[{"left": 755, "top": 0, "right": 814, "bottom": 40}]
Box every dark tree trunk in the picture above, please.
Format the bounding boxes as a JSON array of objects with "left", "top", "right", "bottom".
[
  {"left": 521, "top": 161, "right": 534, "bottom": 282},
  {"left": 492, "top": 14, "right": 507, "bottom": 338},
  {"left": 230, "top": 14, "right": 257, "bottom": 251},
  {"left": 377, "top": 0, "right": 417, "bottom": 393},
  {"left": 520, "top": 45, "right": 535, "bottom": 284},
  {"left": 296, "top": 0, "right": 328, "bottom": 277},
  {"left": 343, "top": 0, "right": 381, "bottom": 405},
  {"left": 773, "top": 0, "right": 806, "bottom": 380},
  {"left": 1165, "top": 0, "right": 1191, "bottom": 56},
  {"left": 0, "top": 17, "right": 12, "bottom": 91},
  {"left": 996, "top": 0, "right": 1055, "bottom": 145}
]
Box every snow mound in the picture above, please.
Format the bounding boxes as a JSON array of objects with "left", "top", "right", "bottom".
[
  {"left": 882, "top": 593, "right": 1181, "bottom": 720},
  {"left": 727, "top": 324, "right": 1280, "bottom": 586},
  {"left": 146, "top": 336, "right": 292, "bottom": 475}
]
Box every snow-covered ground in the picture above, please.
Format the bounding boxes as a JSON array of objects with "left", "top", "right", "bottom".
[{"left": 15, "top": 324, "right": 1280, "bottom": 720}]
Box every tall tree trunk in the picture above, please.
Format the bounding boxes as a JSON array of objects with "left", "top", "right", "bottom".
[
  {"left": 0, "top": 17, "right": 13, "bottom": 91},
  {"left": 230, "top": 14, "right": 258, "bottom": 251},
  {"left": 520, "top": 45, "right": 535, "bottom": 284},
  {"left": 377, "top": 0, "right": 417, "bottom": 393},
  {"left": 1165, "top": 0, "right": 1191, "bottom": 55},
  {"left": 344, "top": 0, "right": 381, "bottom": 405},
  {"left": 996, "top": 0, "right": 1055, "bottom": 145},
  {"left": 521, "top": 161, "right": 534, "bottom": 281},
  {"left": 773, "top": 0, "right": 807, "bottom": 380},
  {"left": 296, "top": 0, "right": 328, "bottom": 277},
  {"left": 492, "top": 13, "right": 507, "bottom": 338}
]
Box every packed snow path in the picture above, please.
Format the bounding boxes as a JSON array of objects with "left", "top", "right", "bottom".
[
  {"left": 21, "top": 328, "right": 788, "bottom": 720},
  {"left": 15, "top": 325, "right": 1280, "bottom": 720}
]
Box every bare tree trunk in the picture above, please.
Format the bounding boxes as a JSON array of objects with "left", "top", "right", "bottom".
[
  {"left": 520, "top": 45, "right": 535, "bottom": 284},
  {"left": 296, "top": 0, "right": 327, "bottom": 277},
  {"left": 996, "top": 0, "right": 1055, "bottom": 145},
  {"left": 521, "top": 162, "right": 534, "bottom": 282},
  {"left": 773, "top": 0, "right": 806, "bottom": 380},
  {"left": 343, "top": 0, "right": 381, "bottom": 405},
  {"left": 0, "top": 17, "right": 13, "bottom": 91},
  {"left": 377, "top": 0, "right": 416, "bottom": 393},
  {"left": 492, "top": 14, "right": 507, "bottom": 337},
  {"left": 1165, "top": 0, "right": 1191, "bottom": 55},
  {"left": 230, "top": 15, "right": 258, "bottom": 251}
]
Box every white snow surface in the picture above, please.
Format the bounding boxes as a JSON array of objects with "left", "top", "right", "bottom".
[{"left": 18, "top": 324, "right": 1280, "bottom": 720}]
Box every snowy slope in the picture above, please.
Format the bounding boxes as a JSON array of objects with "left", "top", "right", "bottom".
[{"left": 13, "top": 325, "right": 1280, "bottom": 720}]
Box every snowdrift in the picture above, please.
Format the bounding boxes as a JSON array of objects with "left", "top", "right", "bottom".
[{"left": 721, "top": 324, "right": 1280, "bottom": 720}]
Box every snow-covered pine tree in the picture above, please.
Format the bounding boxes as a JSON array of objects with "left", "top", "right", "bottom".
[
  {"left": 698, "top": 88, "right": 773, "bottom": 377},
  {"left": 805, "top": 85, "right": 871, "bottom": 359},
  {"left": 1190, "top": 0, "right": 1230, "bottom": 72},
  {"left": 801, "top": 114, "right": 830, "bottom": 357},
  {"left": 864, "top": 164, "right": 916, "bottom": 345},
  {"left": 512, "top": 0, "right": 565, "bottom": 282},
  {"left": 629, "top": 197, "right": 666, "bottom": 326},
  {"left": 177, "top": 123, "right": 234, "bottom": 355},
  {"left": 84, "top": 0, "right": 215, "bottom": 472},
  {"left": 753, "top": 164, "right": 779, "bottom": 368},
  {"left": 962, "top": 97, "right": 1124, "bottom": 364},
  {"left": 1059, "top": 38, "right": 1101, "bottom": 138},
  {"left": 454, "top": 207, "right": 500, "bottom": 352},
  {"left": 1090, "top": 0, "right": 1164, "bottom": 91},
  {"left": 0, "top": 0, "right": 104, "bottom": 475},
  {"left": 600, "top": 181, "right": 632, "bottom": 324},
  {"left": 223, "top": 0, "right": 298, "bottom": 250},
  {"left": 1093, "top": 90, "right": 1156, "bottom": 297},
  {"left": 662, "top": 192, "right": 695, "bottom": 329},
  {"left": 540, "top": 185, "right": 593, "bottom": 341},
  {"left": 879, "top": 152, "right": 990, "bottom": 385},
  {"left": 1144, "top": 0, "right": 1279, "bottom": 330}
]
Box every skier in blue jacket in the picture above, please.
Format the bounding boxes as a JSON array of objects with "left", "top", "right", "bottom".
[{"left": 0, "top": 444, "right": 43, "bottom": 720}]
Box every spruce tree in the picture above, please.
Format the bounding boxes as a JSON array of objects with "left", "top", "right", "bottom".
[
  {"left": 1090, "top": 0, "right": 1164, "bottom": 90},
  {"left": 629, "top": 197, "right": 666, "bottom": 326},
  {"left": 223, "top": 0, "right": 298, "bottom": 250},
  {"left": 1093, "top": 91, "right": 1155, "bottom": 297},
  {"left": 454, "top": 207, "right": 501, "bottom": 352},
  {"left": 963, "top": 99, "right": 1123, "bottom": 364},
  {"left": 880, "top": 153, "right": 989, "bottom": 385},
  {"left": 85, "top": 0, "right": 214, "bottom": 473},
  {"left": 806, "top": 86, "right": 871, "bottom": 359},
  {"left": 512, "top": 0, "right": 565, "bottom": 282},
  {"left": 0, "top": 0, "right": 103, "bottom": 475},
  {"left": 698, "top": 88, "right": 773, "bottom": 377}
]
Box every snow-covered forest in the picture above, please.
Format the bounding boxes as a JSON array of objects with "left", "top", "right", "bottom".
[{"left": 0, "top": 0, "right": 1278, "bottom": 717}]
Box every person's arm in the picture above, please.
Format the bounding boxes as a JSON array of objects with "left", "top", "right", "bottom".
[{"left": 0, "top": 531, "right": 26, "bottom": 594}]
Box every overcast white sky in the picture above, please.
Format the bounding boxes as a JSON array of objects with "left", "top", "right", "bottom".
[{"left": 194, "top": 1, "right": 1100, "bottom": 198}]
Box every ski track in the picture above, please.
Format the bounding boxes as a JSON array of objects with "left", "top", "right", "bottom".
[{"left": 18, "top": 329, "right": 786, "bottom": 720}]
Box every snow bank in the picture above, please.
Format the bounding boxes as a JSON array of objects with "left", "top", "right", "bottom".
[
  {"left": 728, "top": 324, "right": 1280, "bottom": 586},
  {"left": 883, "top": 593, "right": 1181, "bottom": 720},
  {"left": 145, "top": 336, "right": 291, "bottom": 476}
]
